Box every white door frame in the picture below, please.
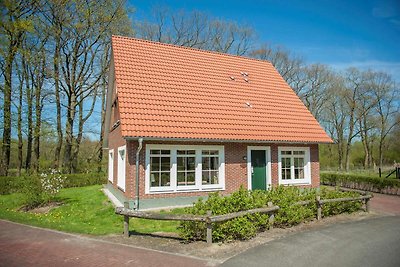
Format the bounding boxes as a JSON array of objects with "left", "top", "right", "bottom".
[
  {"left": 247, "top": 146, "right": 271, "bottom": 190},
  {"left": 117, "top": 145, "right": 126, "bottom": 191}
]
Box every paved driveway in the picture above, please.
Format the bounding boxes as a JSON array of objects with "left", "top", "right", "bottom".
[{"left": 0, "top": 220, "right": 210, "bottom": 267}]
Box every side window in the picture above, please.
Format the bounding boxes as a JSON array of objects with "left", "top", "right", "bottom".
[
  {"left": 279, "top": 148, "right": 310, "bottom": 185},
  {"left": 108, "top": 150, "right": 114, "bottom": 183}
]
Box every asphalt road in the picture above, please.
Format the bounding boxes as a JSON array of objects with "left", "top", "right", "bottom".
[{"left": 222, "top": 216, "right": 400, "bottom": 267}]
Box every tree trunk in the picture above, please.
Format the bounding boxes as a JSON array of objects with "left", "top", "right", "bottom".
[
  {"left": 53, "top": 35, "right": 63, "bottom": 169},
  {"left": 0, "top": 44, "right": 17, "bottom": 176},
  {"left": 17, "top": 69, "right": 24, "bottom": 177},
  {"left": 63, "top": 93, "right": 76, "bottom": 174},
  {"left": 32, "top": 81, "right": 42, "bottom": 173},
  {"left": 25, "top": 81, "right": 33, "bottom": 171}
]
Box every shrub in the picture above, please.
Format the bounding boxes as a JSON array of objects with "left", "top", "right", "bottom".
[
  {"left": 321, "top": 172, "right": 400, "bottom": 191},
  {"left": 0, "top": 172, "right": 106, "bottom": 195},
  {"left": 179, "top": 186, "right": 365, "bottom": 243},
  {"left": 320, "top": 188, "right": 363, "bottom": 216},
  {"left": 19, "top": 169, "right": 66, "bottom": 209}
]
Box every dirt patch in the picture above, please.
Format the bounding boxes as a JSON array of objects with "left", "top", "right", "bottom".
[
  {"left": 95, "top": 211, "right": 380, "bottom": 264},
  {"left": 19, "top": 202, "right": 63, "bottom": 214}
]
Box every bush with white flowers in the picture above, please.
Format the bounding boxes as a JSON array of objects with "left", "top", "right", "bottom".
[{"left": 40, "top": 169, "right": 66, "bottom": 198}]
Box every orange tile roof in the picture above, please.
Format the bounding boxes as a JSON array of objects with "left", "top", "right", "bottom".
[{"left": 111, "top": 35, "right": 333, "bottom": 143}]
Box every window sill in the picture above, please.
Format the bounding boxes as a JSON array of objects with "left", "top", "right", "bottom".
[
  {"left": 279, "top": 179, "right": 311, "bottom": 186},
  {"left": 148, "top": 187, "right": 224, "bottom": 194}
]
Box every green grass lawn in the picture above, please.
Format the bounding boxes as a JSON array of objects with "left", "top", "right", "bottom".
[{"left": 0, "top": 185, "right": 181, "bottom": 235}]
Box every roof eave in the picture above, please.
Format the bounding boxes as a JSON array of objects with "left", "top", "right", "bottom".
[{"left": 123, "top": 136, "right": 334, "bottom": 145}]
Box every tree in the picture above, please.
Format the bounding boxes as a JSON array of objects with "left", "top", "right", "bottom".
[
  {"left": 135, "top": 7, "right": 254, "bottom": 56},
  {"left": 0, "top": 0, "right": 36, "bottom": 176},
  {"left": 372, "top": 73, "right": 399, "bottom": 170}
]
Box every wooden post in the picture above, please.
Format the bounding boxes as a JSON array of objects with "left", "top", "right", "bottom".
[
  {"left": 365, "top": 198, "right": 370, "bottom": 212},
  {"left": 206, "top": 210, "right": 212, "bottom": 244},
  {"left": 124, "top": 202, "right": 130, "bottom": 237},
  {"left": 267, "top": 202, "right": 274, "bottom": 229},
  {"left": 316, "top": 195, "right": 322, "bottom": 220}
]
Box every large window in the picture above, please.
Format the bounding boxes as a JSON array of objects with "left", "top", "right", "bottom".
[
  {"left": 177, "top": 150, "right": 196, "bottom": 187},
  {"left": 150, "top": 149, "right": 171, "bottom": 188},
  {"left": 145, "top": 145, "right": 224, "bottom": 193},
  {"left": 278, "top": 147, "right": 310, "bottom": 185},
  {"left": 202, "top": 150, "right": 219, "bottom": 185}
]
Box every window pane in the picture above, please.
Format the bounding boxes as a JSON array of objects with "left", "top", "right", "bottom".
[
  {"left": 177, "top": 150, "right": 186, "bottom": 155},
  {"left": 150, "top": 172, "right": 160, "bottom": 187},
  {"left": 150, "top": 150, "right": 160, "bottom": 155},
  {"left": 187, "top": 150, "right": 195, "bottom": 155},
  {"left": 210, "top": 171, "right": 219, "bottom": 184},
  {"left": 298, "top": 168, "right": 304, "bottom": 179},
  {"left": 202, "top": 171, "right": 210, "bottom": 184},
  {"left": 161, "top": 150, "right": 170, "bottom": 155},
  {"left": 187, "top": 156, "right": 196, "bottom": 170},
  {"left": 161, "top": 173, "right": 170, "bottom": 186},
  {"left": 177, "top": 157, "right": 184, "bottom": 171},
  {"left": 202, "top": 157, "right": 210, "bottom": 169},
  {"left": 282, "top": 157, "right": 291, "bottom": 168},
  {"left": 150, "top": 157, "right": 160, "bottom": 171},
  {"left": 281, "top": 151, "right": 292, "bottom": 155},
  {"left": 210, "top": 157, "right": 219, "bottom": 170},
  {"left": 187, "top": 172, "right": 195, "bottom": 185},
  {"left": 202, "top": 150, "right": 210, "bottom": 155},
  {"left": 209, "top": 150, "right": 219, "bottom": 155},
  {"left": 161, "top": 157, "right": 170, "bottom": 171},
  {"left": 285, "top": 169, "right": 291, "bottom": 179},
  {"left": 293, "top": 151, "right": 305, "bottom": 155},
  {"left": 177, "top": 172, "right": 185, "bottom": 185}
]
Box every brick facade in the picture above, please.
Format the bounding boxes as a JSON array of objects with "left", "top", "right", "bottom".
[{"left": 107, "top": 129, "right": 320, "bottom": 201}]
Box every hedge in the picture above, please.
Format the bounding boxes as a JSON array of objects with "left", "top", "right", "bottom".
[
  {"left": 0, "top": 172, "right": 107, "bottom": 195},
  {"left": 179, "top": 186, "right": 363, "bottom": 242},
  {"left": 321, "top": 172, "right": 400, "bottom": 195}
]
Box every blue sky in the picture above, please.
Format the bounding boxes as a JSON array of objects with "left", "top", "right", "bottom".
[{"left": 131, "top": 0, "right": 400, "bottom": 80}]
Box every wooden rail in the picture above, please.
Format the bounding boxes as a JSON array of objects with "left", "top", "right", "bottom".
[
  {"left": 116, "top": 190, "right": 373, "bottom": 243},
  {"left": 116, "top": 202, "right": 278, "bottom": 244}
]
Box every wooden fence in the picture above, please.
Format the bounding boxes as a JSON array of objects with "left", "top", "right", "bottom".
[
  {"left": 115, "top": 202, "right": 279, "bottom": 244},
  {"left": 115, "top": 190, "right": 373, "bottom": 244}
]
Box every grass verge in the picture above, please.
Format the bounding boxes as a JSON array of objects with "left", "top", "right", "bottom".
[{"left": 0, "top": 185, "right": 180, "bottom": 235}]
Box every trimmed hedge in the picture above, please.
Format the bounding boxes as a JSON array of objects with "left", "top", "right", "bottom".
[
  {"left": 0, "top": 172, "right": 107, "bottom": 195},
  {"left": 179, "top": 186, "right": 363, "bottom": 242},
  {"left": 321, "top": 172, "right": 400, "bottom": 195}
]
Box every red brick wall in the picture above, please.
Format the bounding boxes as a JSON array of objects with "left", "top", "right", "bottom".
[
  {"left": 107, "top": 125, "right": 126, "bottom": 193},
  {"left": 116, "top": 140, "right": 320, "bottom": 200}
]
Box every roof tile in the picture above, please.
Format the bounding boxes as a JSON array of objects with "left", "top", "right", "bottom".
[{"left": 111, "top": 35, "right": 333, "bottom": 143}]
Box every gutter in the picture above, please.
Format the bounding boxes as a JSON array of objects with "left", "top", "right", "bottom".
[
  {"left": 124, "top": 136, "right": 333, "bottom": 145},
  {"left": 135, "top": 138, "right": 143, "bottom": 210}
]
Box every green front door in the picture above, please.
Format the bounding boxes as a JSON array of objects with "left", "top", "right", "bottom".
[{"left": 251, "top": 150, "right": 266, "bottom": 190}]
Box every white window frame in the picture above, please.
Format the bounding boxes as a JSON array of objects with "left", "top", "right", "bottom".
[
  {"left": 145, "top": 144, "right": 225, "bottom": 194},
  {"left": 247, "top": 146, "right": 271, "bottom": 190},
  {"left": 117, "top": 145, "right": 126, "bottom": 191},
  {"left": 278, "top": 147, "right": 311, "bottom": 185},
  {"left": 108, "top": 149, "right": 114, "bottom": 183}
]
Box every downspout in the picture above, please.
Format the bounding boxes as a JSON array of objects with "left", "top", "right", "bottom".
[{"left": 135, "top": 138, "right": 143, "bottom": 210}]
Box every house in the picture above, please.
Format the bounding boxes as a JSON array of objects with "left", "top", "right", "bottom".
[{"left": 103, "top": 35, "right": 333, "bottom": 210}]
